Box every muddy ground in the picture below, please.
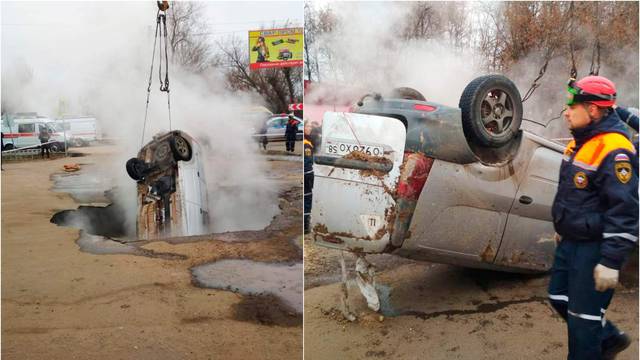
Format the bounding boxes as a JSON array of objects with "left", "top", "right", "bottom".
[
  {"left": 304, "top": 237, "right": 639, "bottom": 359},
  {"left": 2, "top": 144, "right": 302, "bottom": 359}
]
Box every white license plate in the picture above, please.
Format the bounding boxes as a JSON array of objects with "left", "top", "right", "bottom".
[{"left": 326, "top": 141, "right": 384, "bottom": 157}]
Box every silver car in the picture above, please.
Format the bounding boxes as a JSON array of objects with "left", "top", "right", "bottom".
[{"left": 310, "top": 75, "right": 580, "bottom": 314}]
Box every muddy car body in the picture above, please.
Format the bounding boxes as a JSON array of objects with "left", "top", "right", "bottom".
[
  {"left": 311, "top": 75, "right": 570, "bottom": 273},
  {"left": 126, "top": 130, "right": 209, "bottom": 240}
]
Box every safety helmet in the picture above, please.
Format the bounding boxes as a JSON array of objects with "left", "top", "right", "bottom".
[{"left": 566, "top": 75, "right": 616, "bottom": 107}]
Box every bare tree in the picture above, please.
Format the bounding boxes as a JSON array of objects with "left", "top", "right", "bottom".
[
  {"left": 167, "top": 2, "right": 213, "bottom": 73},
  {"left": 218, "top": 36, "right": 302, "bottom": 113},
  {"left": 303, "top": 3, "right": 336, "bottom": 82}
]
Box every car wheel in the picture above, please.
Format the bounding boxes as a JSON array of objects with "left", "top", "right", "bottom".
[
  {"left": 126, "top": 158, "right": 147, "bottom": 181},
  {"left": 3, "top": 143, "right": 14, "bottom": 151},
  {"left": 389, "top": 87, "right": 426, "bottom": 101},
  {"left": 169, "top": 134, "right": 192, "bottom": 161},
  {"left": 49, "top": 143, "right": 62, "bottom": 152},
  {"left": 459, "top": 75, "right": 522, "bottom": 148}
]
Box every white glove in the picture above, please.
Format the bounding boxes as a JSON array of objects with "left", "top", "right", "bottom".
[{"left": 594, "top": 264, "right": 619, "bottom": 292}]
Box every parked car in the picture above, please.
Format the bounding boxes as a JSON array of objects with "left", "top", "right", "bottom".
[
  {"left": 126, "top": 130, "right": 209, "bottom": 240},
  {"left": 53, "top": 116, "right": 100, "bottom": 147},
  {"left": 1, "top": 115, "right": 67, "bottom": 151},
  {"left": 254, "top": 114, "right": 303, "bottom": 143}
]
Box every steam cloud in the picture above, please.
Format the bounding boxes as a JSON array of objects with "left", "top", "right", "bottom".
[
  {"left": 2, "top": 2, "right": 278, "bottom": 235},
  {"left": 309, "top": 2, "right": 638, "bottom": 139}
]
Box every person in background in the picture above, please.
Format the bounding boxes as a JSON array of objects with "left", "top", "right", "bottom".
[
  {"left": 303, "top": 121, "right": 319, "bottom": 233},
  {"left": 39, "top": 125, "right": 51, "bottom": 159},
  {"left": 285, "top": 114, "right": 299, "bottom": 153}
]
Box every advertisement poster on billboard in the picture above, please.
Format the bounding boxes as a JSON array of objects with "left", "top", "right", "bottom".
[{"left": 249, "top": 27, "right": 303, "bottom": 70}]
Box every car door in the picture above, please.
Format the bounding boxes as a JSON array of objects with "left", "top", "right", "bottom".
[
  {"left": 311, "top": 112, "right": 406, "bottom": 253},
  {"left": 494, "top": 142, "right": 562, "bottom": 272},
  {"left": 18, "top": 123, "right": 37, "bottom": 147}
]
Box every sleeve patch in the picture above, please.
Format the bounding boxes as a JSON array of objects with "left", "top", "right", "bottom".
[
  {"left": 615, "top": 161, "right": 632, "bottom": 183},
  {"left": 614, "top": 153, "right": 630, "bottom": 162}
]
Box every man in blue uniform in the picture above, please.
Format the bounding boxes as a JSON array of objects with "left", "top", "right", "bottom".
[
  {"left": 548, "top": 75, "right": 638, "bottom": 360},
  {"left": 303, "top": 121, "right": 316, "bottom": 234}
]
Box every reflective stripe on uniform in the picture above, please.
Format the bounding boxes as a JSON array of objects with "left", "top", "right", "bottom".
[
  {"left": 304, "top": 192, "right": 312, "bottom": 196},
  {"left": 572, "top": 160, "right": 598, "bottom": 171},
  {"left": 603, "top": 233, "right": 638, "bottom": 242},
  {"left": 568, "top": 310, "right": 602, "bottom": 321},
  {"left": 305, "top": 170, "right": 314, "bottom": 175},
  {"left": 549, "top": 294, "right": 569, "bottom": 302},
  {"left": 571, "top": 132, "right": 636, "bottom": 170}
]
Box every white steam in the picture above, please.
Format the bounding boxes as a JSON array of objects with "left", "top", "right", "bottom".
[
  {"left": 310, "top": 2, "right": 638, "bottom": 139},
  {"left": 2, "top": 2, "right": 277, "bottom": 235}
]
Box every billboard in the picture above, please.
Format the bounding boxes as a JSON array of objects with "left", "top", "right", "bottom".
[{"left": 249, "top": 27, "right": 303, "bottom": 70}]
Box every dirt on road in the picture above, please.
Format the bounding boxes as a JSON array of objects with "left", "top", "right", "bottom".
[
  {"left": 304, "top": 237, "right": 639, "bottom": 360},
  {"left": 2, "top": 145, "right": 302, "bottom": 359}
]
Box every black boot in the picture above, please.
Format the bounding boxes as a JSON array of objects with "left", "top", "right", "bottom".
[{"left": 602, "top": 332, "right": 631, "bottom": 360}]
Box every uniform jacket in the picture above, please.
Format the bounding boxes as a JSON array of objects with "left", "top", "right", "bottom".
[
  {"left": 552, "top": 110, "right": 638, "bottom": 270},
  {"left": 285, "top": 119, "right": 298, "bottom": 140},
  {"left": 304, "top": 138, "right": 314, "bottom": 174},
  {"left": 615, "top": 106, "right": 639, "bottom": 133}
]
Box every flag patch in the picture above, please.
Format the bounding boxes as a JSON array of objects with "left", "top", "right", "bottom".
[{"left": 614, "top": 153, "right": 630, "bottom": 162}]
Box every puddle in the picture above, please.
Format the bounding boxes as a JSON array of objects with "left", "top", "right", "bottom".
[
  {"left": 51, "top": 165, "right": 115, "bottom": 204},
  {"left": 191, "top": 260, "right": 303, "bottom": 314},
  {"left": 374, "top": 281, "right": 547, "bottom": 319},
  {"left": 75, "top": 232, "right": 188, "bottom": 259},
  {"left": 265, "top": 155, "right": 302, "bottom": 162},
  {"left": 76, "top": 232, "right": 138, "bottom": 255}
]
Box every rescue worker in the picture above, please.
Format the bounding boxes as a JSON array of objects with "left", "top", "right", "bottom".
[
  {"left": 303, "top": 121, "right": 317, "bottom": 233},
  {"left": 39, "top": 125, "right": 51, "bottom": 159},
  {"left": 285, "top": 114, "right": 298, "bottom": 153},
  {"left": 548, "top": 75, "right": 638, "bottom": 360}
]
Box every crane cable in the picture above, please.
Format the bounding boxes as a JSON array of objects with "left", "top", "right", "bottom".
[{"left": 141, "top": 2, "right": 171, "bottom": 148}]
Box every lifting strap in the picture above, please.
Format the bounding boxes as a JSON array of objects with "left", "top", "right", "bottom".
[{"left": 141, "top": 3, "right": 172, "bottom": 147}]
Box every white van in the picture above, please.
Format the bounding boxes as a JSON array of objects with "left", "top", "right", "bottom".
[
  {"left": 125, "top": 130, "right": 209, "bottom": 240},
  {"left": 53, "top": 116, "right": 100, "bottom": 147},
  {"left": 1, "top": 116, "right": 66, "bottom": 151}
]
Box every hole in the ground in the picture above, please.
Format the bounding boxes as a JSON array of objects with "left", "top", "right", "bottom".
[{"left": 50, "top": 204, "right": 129, "bottom": 238}]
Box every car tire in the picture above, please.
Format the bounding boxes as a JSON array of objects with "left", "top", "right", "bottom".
[
  {"left": 49, "top": 142, "right": 62, "bottom": 152},
  {"left": 389, "top": 87, "right": 426, "bottom": 101},
  {"left": 126, "top": 158, "right": 147, "bottom": 181},
  {"left": 3, "top": 143, "right": 14, "bottom": 151},
  {"left": 169, "top": 134, "right": 192, "bottom": 161},
  {"left": 459, "top": 75, "right": 522, "bottom": 148}
]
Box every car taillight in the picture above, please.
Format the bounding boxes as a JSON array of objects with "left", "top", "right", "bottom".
[
  {"left": 396, "top": 152, "right": 434, "bottom": 201},
  {"left": 414, "top": 104, "right": 436, "bottom": 112}
]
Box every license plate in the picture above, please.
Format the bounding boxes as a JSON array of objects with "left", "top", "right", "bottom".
[{"left": 326, "top": 141, "right": 384, "bottom": 157}]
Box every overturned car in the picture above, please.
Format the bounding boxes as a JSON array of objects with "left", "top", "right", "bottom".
[
  {"left": 310, "top": 75, "right": 579, "bottom": 314},
  {"left": 126, "top": 130, "right": 209, "bottom": 240}
]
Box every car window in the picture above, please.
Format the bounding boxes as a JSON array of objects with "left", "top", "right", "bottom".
[{"left": 18, "top": 123, "right": 35, "bottom": 133}]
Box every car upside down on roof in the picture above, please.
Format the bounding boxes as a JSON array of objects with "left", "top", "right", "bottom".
[
  {"left": 126, "top": 130, "right": 209, "bottom": 240},
  {"left": 310, "top": 75, "right": 579, "bottom": 315}
]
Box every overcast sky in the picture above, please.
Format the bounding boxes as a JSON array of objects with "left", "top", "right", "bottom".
[{"left": 1, "top": 1, "right": 303, "bottom": 73}]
